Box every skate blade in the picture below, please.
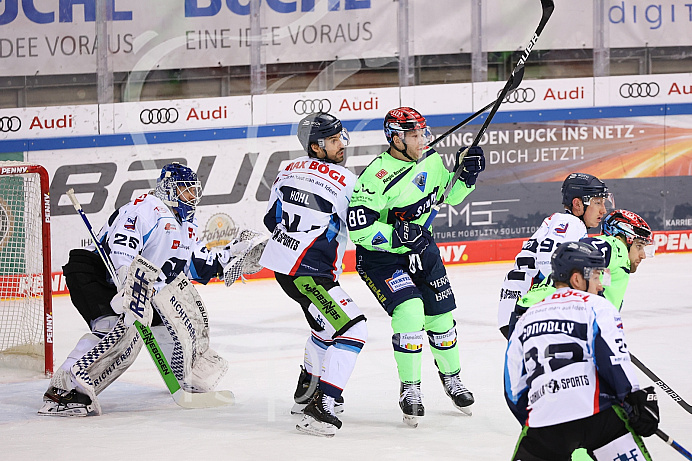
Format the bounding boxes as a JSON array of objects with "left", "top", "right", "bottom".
[
  {"left": 37, "top": 403, "right": 94, "bottom": 417},
  {"left": 291, "top": 403, "right": 306, "bottom": 415},
  {"left": 454, "top": 403, "right": 473, "bottom": 416},
  {"left": 403, "top": 414, "right": 420, "bottom": 428},
  {"left": 296, "top": 415, "right": 337, "bottom": 437}
]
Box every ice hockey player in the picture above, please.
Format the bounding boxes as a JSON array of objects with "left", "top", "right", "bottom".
[
  {"left": 348, "top": 107, "right": 483, "bottom": 427},
  {"left": 259, "top": 112, "right": 367, "bottom": 438},
  {"left": 508, "top": 208, "right": 654, "bottom": 340},
  {"left": 505, "top": 241, "right": 659, "bottom": 460},
  {"left": 498, "top": 173, "right": 613, "bottom": 339},
  {"left": 38, "top": 162, "right": 252, "bottom": 416},
  {"left": 582, "top": 209, "right": 654, "bottom": 309}
]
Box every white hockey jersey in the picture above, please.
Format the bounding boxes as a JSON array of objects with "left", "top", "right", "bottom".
[
  {"left": 89, "top": 193, "right": 221, "bottom": 291},
  {"left": 504, "top": 287, "right": 640, "bottom": 428},
  {"left": 498, "top": 212, "right": 588, "bottom": 329},
  {"left": 259, "top": 156, "right": 355, "bottom": 280}
]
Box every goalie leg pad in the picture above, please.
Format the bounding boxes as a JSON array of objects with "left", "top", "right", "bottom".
[
  {"left": 187, "top": 348, "right": 229, "bottom": 393},
  {"left": 69, "top": 315, "right": 143, "bottom": 410},
  {"left": 152, "top": 272, "right": 225, "bottom": 392}
]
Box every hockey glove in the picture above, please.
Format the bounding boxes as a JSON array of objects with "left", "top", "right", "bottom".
[
  {"left": 392, "top": 220, "right": 433, "bottom": 254},
  {"left": 455, "top": 146, "right": 485, "bottom": 187},
  {"left": 623, "top": 386, "right": 659, "bottom": 437}
]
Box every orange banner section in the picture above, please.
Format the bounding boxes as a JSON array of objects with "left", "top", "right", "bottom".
[{"left": 48, "top": 229, "right": 692, "bottom": 295}]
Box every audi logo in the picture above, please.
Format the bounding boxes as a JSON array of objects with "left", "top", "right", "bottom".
[
  {"left": 619, "top": 82, "right": 659, "bottom": 98},
  {"left": 0, "top": 116, "right": 21, "bottom": 132},
  {"left": 294, "top": 99, "right": 332, "bottom": 115},
  {"left": 501, "top": 87, "right": 535, "bottom": 103},
  {"left": 139, "top": 108, "right": 179, "bottom": 125}
]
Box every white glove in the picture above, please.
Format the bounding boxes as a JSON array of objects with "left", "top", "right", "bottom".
[
  {"left": 218, "top": 239, "right": 253, "bottom": 266},
  {"left": 110, "top": 288, "right": 141, "bottom": 326}
]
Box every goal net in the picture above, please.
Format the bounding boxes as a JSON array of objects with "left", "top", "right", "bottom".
[{"left": 0, "top": 162, "right": 53, "bottom": 377}]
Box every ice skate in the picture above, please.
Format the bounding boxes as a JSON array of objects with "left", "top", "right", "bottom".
[
  {"left": 399, "top": 382, "right": 424, "bottom": 428},
  {"left": 37, "top": 387, "right": 100, "bottom": 417},
  {"left": 296, "top": 390, "right": 342, "bottom": 437},
  {"left": 439, "top": 371, "right": 474, "bottom": 415},
  {"left": 291, "top": 366, "right": 343, "bottom": 414}
]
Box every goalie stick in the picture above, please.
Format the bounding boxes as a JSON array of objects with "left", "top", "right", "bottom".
[
  {"left": 66, "top": 188, "right": 234, "bottom": 409},
  {"left": 630, "top": 353, "right": 692, "bottom": 414},
  {"left": 424, "top": 0, "right": 554, "bottom": 228}
]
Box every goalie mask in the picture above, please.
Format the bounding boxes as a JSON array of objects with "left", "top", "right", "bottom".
[{"left": 155, "top": 163, "right": 202, "bottom": 223}]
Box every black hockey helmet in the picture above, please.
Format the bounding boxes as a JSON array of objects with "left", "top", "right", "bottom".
[
  {"left": 561, "top": 173, "right": 610, "bottom": 208},
  {"left": 551, "top": 241, "right": 606, "bottom": 284},
  {"left": 297, "top": 112, "right": 348, "bottom": 158}
]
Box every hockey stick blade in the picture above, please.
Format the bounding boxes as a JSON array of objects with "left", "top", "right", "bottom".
[
  {"left": 630, "top": 353, "right": 692, "bottom": 414},
  {"left": 172, "top": 389, "right": 235, "bottom": 409},
  {"left": 657, "top": 429, "right": 692, "bottom": 460}
]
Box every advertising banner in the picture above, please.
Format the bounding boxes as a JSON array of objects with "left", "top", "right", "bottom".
[
  {"left": 1, "top": 1, "right": 691, "bottom": 76},
  {"left": 0, "top": 73, "right": 691, "bottom": 269}
]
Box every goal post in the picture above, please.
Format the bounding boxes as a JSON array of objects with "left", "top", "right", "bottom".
[{"left": 0, "top": 161, "right": 53, "bottom": 377}]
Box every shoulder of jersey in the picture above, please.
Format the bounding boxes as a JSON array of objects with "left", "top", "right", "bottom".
[
  {"left": 545, "top": 212, "right": 586, "bottom": 238},
  {"left": 129, "top": 193, "right": 175, "bottom": 220}
]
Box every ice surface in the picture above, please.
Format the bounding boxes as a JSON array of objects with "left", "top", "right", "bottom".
[{"left": 1, "top": 253, "right": 691, "bottom": 460}]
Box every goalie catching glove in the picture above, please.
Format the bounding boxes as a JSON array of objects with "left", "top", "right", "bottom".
[
  {"left": 454, "top": 146, "right": 485, "bottom": 187},
  {"left": 220, "top": 229, "right": 269, "bottom": 287}
]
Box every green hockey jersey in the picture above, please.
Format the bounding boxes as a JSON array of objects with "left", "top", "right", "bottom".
[{"left": 348, "top": 147, "right": 474, "bottom": 254}]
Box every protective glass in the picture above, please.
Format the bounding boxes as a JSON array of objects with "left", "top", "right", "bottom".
[
  {"left": 584, "top": 267, "right": 611, "bottom": 286},
  {"left": 632, "top": 239, "right": 656, "bottom": 259},
  {"left": 403, "top": 127, "right": 433, "bottom": 147},
  {"left": 318, "top": 128, "right": 350, "bottom": 149},
  {"left": 583, "top": 193, "right": 615, "bottom": 211}
]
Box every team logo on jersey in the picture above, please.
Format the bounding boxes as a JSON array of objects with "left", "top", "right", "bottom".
[
  {"left": 546, "top": 379, "right": 560, "bottom": 393},
  {"left": 372, "top": 231, "right": 388, "bottom": 246},
  {"left": 354, "top": 186, "right": 376, "bottom": 195},
  {"left": 376, "top": 169, "right": 388, "bottom": 179},
  {"left": 165, "top": 223, "right": 177, "bottom": 231},
  {"left": 171, "top": 240, "right": 180, "bottom": 249},
  {"left": 124, "top": 216, "right": 137, "bottom": 231},
  {"left": 554, "top": 223, "right": 569, "bottom": 234},
  {"left": 386, "top": 269, "right": 415, "bottom": 292},
  {"left": 412, "top": 172, "right": 427, "bottom": 192}
]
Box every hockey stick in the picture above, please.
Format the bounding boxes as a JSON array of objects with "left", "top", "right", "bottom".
[
  {"left": 656, "top": 428, "right": 692, "bottom": 460},
  {"left": 429, "top": 70, "right": 525, "bottom": 149},
  {"left": 66, "top": 189, "right": 234, "bottom": 409},
  {"left": 424, "top": 0, "right": 554, "bottom": 229},
  {"left": 630, "top": 353, "right": 692, "bottom": 414}
]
